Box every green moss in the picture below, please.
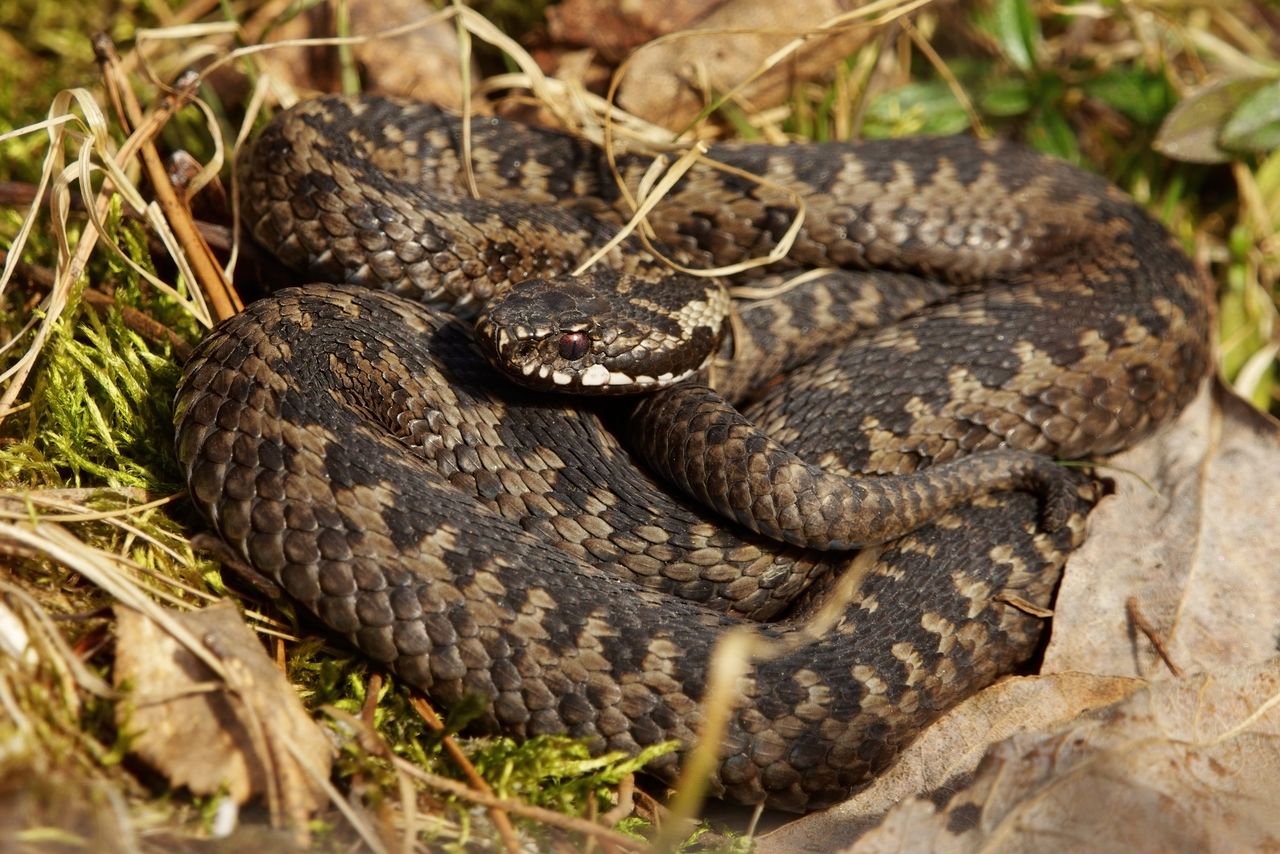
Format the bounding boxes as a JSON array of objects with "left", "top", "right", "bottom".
[
  {"left": 0, "top": 201, "right": 195, "bottom": 489},
  {"left": 0, "top": 0, "right": 161, "bottom": 179},
  {"left": 471, "top": 735, "right": 676, "bottom": 813}
]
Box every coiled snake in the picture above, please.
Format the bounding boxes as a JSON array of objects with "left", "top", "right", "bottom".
[{"left": 174, "top": 95, "right": 1210, "bottom": 810}]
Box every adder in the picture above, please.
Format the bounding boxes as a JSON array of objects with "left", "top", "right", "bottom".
[{"left": 174, "top": 95, "right": 1210, "bottom": 810}]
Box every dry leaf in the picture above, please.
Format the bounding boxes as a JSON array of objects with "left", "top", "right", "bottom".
[
  {"left": 256, "top": 0, "right": 472, "bottom": 108},
  {"left": 547, "top": 0, "right": 726, "bottom": 59},
  {"left": 114, "top": 601, "right": 332, "bottom": 818},
  {"left": 0, "top": 771, "right": 133, "bottom": 852},
  {"left": 840, "top": 660, "right": 1280, "bottom": 852},
  {"left": 755, "top": 673, "right": 1143, "bottom": 852},
  {"left": 615, "top": 0, "right": 874, "bottom": 129},
  {"left": 1044, "top": 381, "right": 1280, "bottom": 678},
  {"left": 760, "top": 381, "right": 1280, "bottom": 849}
]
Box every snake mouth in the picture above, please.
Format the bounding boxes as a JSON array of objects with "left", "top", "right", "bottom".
[
  {"left": 474, "top": 312, "right": 705, "bottom": 394},
  {"left": 473, "top": 275, "right": 724, "bottom": 395}
]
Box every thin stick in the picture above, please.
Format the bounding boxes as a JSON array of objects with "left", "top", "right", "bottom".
[
  {"left": 93, "top": 33, "right": 241, "bottom": 323},
  {"left": 392, "top": 756, "right": 647, "bottom": 852},
  {"left": 408, "top": 696, "right": 521, "bottom": 854},
  {"left": 902, "top": 17, "right": 986, "bottom": 136},
  {"left": 1126, "top": 596, "right": 1183, "bottom": 677}
]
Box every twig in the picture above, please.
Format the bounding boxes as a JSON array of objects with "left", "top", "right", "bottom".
[
  {"left": 997, "top": 593, "right": 1054, "bottom": 618},
  {"left": 598, "top": 774, "right": 636, "bottom": 828},
  {"left": 362, "top": 671, "right": 383, "bottom": 726},
  {"left": 353, "top": 672, "right": 406, "bottom": 853},
  {"left": 408, "top": 695, "right": 521, "bottom": 854},
  {"left": 391, "top": 755, "right": 648, "bottom": 852},
  {"left": 81, "top": 289, "right": 195, "bottom": 360},
  {"left": 0, "top": 248, "right": 54, "bottom": 288},
  {"left": 0, "top": 246, "right": 190, "bottom": 357},
  {"left": 93, "top": 33, "right": 241, "bottom": 323},
  {"left": 1126, "top": 596, "right": 1183, "bottom": 677},
  {"left": 592, "top": 774, "right": 635, "bottom": 854},
  {"left": 0, "top": 180, "right": 76, "bottom": 209}
]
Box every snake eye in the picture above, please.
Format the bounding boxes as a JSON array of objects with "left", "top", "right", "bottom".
[{"left": 557, "top": 331, "right": 590, "bottom": 361}]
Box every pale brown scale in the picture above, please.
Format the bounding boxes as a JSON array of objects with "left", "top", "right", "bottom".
[{"left": 178, "top": 94, "right": 1211, "bottom": 810}]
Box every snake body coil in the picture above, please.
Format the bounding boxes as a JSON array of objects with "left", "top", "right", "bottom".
[{"left": 176, "top": 95, "right": 1210, "bottom": 810}]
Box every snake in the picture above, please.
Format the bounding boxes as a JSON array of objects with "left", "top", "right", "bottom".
[{"left": 174, "top": 95, "right": 1211, "bottom": 811}]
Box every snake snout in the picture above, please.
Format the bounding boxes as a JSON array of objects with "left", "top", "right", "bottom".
[{"left": 474, "top": 274, "right": 721, "bottom": 395}]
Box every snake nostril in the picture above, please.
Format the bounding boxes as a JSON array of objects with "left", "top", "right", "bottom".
[{"left": 558, "top": 331, "right": 590, "bottom": 361}]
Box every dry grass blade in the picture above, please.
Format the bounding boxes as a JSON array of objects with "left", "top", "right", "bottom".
[
  {"left": 606, "top": 0, "right": 938, "bottom": 138},
  {"left": 1, "top": 516, "right": 383, "bottom": 847},
  {"left": 571, "top": 142, "right": 709, "bottom": 277},
  {"left": 388, "top": 757, "right": 648, "bottom": 852},
  {"left": 0, "top": 495, "right": 273, "bottom": 632},
  {"left": 0, "top": 90, "right": 113, "bottom": 423},
  {"left": 902, "top": 17, "right": 985, "bottom": 135},
  {"left": 0, "top": 577, "right": 113, "bottom": 702},
  {"left": 0, "top": 491, "right": 211, "bottom": 612},
  {"left": 451, "top": 0, "right": 480, "bottom": 200},
  {"left": 653, "top": 547, "right": 883, "bottom": 848},
  {"left": 727, "top": 267, "right": 842, "bottom": 301},
  {"left": 2, "top": 520, "right": 225, "bottom": 679},
  {"left": 0, "top": 490, "right": 180, "bottom": 523},
  {"left": 93, "top": 34, "right": 239, "bottom": 323},
  {"left": 473, "top": 72, "right": 680, "bottom": 147},
  {"left": 0, "top": 80, "right": 216, "bottom": 429},
  {"left": 408, "top": 695, "right": 521, "bottom": 854}
]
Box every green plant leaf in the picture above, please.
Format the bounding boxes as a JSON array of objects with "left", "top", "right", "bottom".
[
  {"left": 1084, "top": 68, "right": 1175, "bottom": 125},
  {"left": 987, "top": 0, "right": 1040, "bottom": 73},
  {"left": 1027, "top": 108, "right": 1081, "bottom": 163},
  {"left": 980, "top": 77, "right": 1032, "bottom": 117},
  {"left": 864, "top": 81, "right": 970, "bottom": 137},
  {"left": 1154, "top": 76, "right": 1275, "bottom": 163},
  {"left": 1221, "top": 79, "right": 1280, "bottom": 153}
]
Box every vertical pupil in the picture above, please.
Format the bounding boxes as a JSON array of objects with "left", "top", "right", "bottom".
[{"left": 559, "top": 332, "right": 590, "bottom": 360}]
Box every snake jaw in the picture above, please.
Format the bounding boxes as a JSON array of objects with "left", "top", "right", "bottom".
[
  {"left": 474, "top": 274, "right": 722, "bottom": 395},
  {"left": 475, "top": 305, "right": 616, "bottom": 392}
]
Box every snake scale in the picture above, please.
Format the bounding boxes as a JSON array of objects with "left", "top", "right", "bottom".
[{"left": 174, "top": 95, "right": 1211, "bottom": 811}]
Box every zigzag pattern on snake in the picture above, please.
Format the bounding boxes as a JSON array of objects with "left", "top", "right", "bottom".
[{"left": 174, "top": 95, "right": 1210, "bottom": 810}]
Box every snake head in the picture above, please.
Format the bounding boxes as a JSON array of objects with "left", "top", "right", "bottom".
[{"left": 474, "top": 272, "right": 728, "bottom": 395}]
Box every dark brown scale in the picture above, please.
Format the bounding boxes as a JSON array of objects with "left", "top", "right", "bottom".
[
  {"left": 629, "top": 383, "right": 1077, "bottom": 550},
  {"left": 181, "top": 94, "right": 1212, "bottom": 810},
  {"left": 176, "top": 287, "right": 1099, "bottom": 810}
]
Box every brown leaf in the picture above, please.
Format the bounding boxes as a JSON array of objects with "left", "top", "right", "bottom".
[
  {"left": 547, "top": 0, "right": 727, "bottom": 59},
  {"left": 760, "top": 381, "right": 1280, "bottom": 848},
  {"left": 755, "top": 673, "right": 1142, "bottom": 852},
  {"left": 113, "top": 601, "right": 332, "bottom": 819},
  {"left": 1043, "top": 380, "right": 1280, "bottom": 679},
  {"left": 841, "top": 660, "right": 1280, "bottom": 852},
  {"left": 614, "top": 0, "right": 874, "bottom": 130},
  {"left": 255, "top": 0, "right": 473, "bottom": 108}
]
